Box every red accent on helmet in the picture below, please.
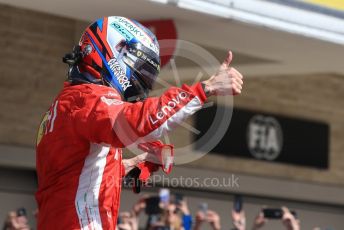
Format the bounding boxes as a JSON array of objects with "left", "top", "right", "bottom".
[
  {"left": 78, "top": 33, "right": 102, "bottom": 79},
  {"left": 78, "top": 17, "right": 115, "bottom": 80}
]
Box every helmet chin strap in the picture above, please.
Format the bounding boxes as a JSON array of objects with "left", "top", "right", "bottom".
[{"left": 68, "top": 66, "right": 103, "bottom": 85}]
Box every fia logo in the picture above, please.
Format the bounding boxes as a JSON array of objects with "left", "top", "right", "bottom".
[{"left": 247, "top": 115, "right": 283, "bottom": 161}]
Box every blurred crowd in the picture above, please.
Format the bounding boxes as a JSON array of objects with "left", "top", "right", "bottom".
[
  {"left": 231, "top": 206, "right": 299, "bottom": 230},
  {"left": 116, "top": 189, "right": 302, "bottom": 230},
  {"left": 2, "top": 208, "right": 32, "bottom": 230},
  {"left": 2, "top": 190, "right": 329, "bottom": 230}
]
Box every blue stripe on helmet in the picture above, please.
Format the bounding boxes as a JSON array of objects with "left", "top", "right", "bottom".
[
  {"left": 126, "top": 65, "right": 132, "bottom": 80},
  {"left": 96, "top": 18, "right": 104, "bottom": 32},
  {"left": 86, "top": 32, "right": 124, "bottom": 93}
]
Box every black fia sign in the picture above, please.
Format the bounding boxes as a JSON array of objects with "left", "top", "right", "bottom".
[{"left": 194, "top": 106, "right": 329, "bottom": 169}]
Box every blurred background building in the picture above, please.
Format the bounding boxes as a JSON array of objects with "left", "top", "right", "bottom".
[{"left": 0, "top": 0, "right": 344, "bottom": 229}]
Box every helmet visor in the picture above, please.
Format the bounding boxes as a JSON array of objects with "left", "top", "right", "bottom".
[{"left": 124, "top": 47, "right": 160, "bottom": 90}]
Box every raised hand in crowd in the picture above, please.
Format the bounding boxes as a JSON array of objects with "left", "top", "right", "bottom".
[
  {"left": 231, "top": 209, "right": 246, "bottom": 230},
  {"left": 117, "top": 196, "right": 150, "bottom": 230},
  {"left": 207, "top": 210, "right": 221, "bottom": 230},
  {"left": 132, "top": 195, "right": 148, "bottom": 217},
  {"left": 176, "top": 199, "right": 192, "bottom": 230},
  {"left": 281, "top": 207, "right": 300, "bottom": 230},
  {"left": 2, "top": 211, "right": 30, "bottom": 230},
  {"left": 117, "top": 212, "right": 138, "bottom": 230},
  {"left": 194, "top": 210, "right": 221, "bottom": 230},
  {"left": 252, "top": 211, "right": 266, "bottom": 230},
  {"left": 177, "top": 199, "right": 190, "bottom": 216}
]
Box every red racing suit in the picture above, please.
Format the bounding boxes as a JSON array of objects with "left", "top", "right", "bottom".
[{"left": 35, "top": 82, "right": 207, "bottom": 230}]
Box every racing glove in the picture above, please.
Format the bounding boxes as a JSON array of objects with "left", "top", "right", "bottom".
[{"left": 125, "top": 141, "right": 174, "bottom": 193}]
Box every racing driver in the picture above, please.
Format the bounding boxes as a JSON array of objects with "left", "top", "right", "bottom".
[{"left": 35, "top": 16, "right": 243, "bottom": 230}]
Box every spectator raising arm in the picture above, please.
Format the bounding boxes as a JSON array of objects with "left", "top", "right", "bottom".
[
  {"left": 231, "top": 210, "right": 246, "bottom": 230},
  {"left": 194, "top": 210, "right": 221, "bottom": 230},
  {"left": 2, "top": 211, "right": 31, "bottom": 230},
  {"left": 281, "top": 207, "right": 300, "bottom": 230},
  {"left": 252, "top": 211, "right": 266, "bottom": 230},
  {"left": 178, "top": 199, "right": 193, "bottom": 230}
]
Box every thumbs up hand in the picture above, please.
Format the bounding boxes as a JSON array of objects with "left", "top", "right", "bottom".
[{"left": 202, "top": 51, "right": 243, "bottom": 96}]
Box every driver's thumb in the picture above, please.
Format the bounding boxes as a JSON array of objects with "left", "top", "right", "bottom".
[{"left": 221, "top": 50, "right": 233, "bottom": 68}]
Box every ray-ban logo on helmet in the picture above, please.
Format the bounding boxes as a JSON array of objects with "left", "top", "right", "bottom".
[{"left": 108, "top": 58, "right": 132, "bottom": 91}]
